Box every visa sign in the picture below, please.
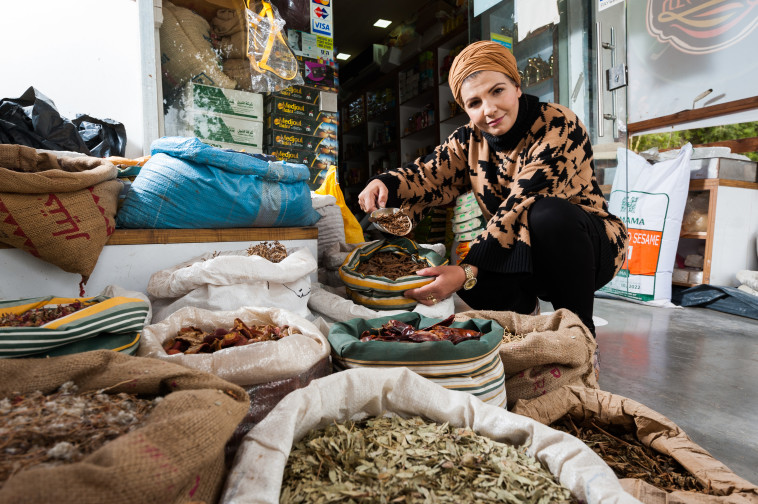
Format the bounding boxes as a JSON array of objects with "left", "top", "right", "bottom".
[{"left": 311, "top": 0, "right": 332, "bottom": 37}]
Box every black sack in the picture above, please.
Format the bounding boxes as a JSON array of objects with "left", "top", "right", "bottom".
[
  {"left": 0, "top": 86, "right": 90, "bottom": 154},
  {"left": 73, "top": 114, "right": 127, "bottom": 157}
]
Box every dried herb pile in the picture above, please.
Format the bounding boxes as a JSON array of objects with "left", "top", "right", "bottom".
[
  {"left": 280, "top": 415, "right": 577, "bottom": 503},
  {"left": 163, "top": 318, "right": 294, "bottom": 355},
  {"left": 0, "top": 381, "right": 158, "bottom": 486},
  {"left": 375, "top": 212, "right": 411, "bottom": 236},
  {"left": 0, "top": 301, "right": 86, "bottom": 327},
  {"left": 247, "top": 241, "right": 287, "bottom": 263},
  {"left": 355, "top": 252, "right": 424, "bottom": 280},
  {"left": 552, "top": 415, "right": 711, "bottom": 494}
]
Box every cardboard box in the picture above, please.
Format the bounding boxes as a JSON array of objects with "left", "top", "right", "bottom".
[
  {"left": 264, "top": 96, "right": 320, "bottom": 119},
  {"left": 265, "top": 111, "right": 338, "bottom": 135},
  {"left": 182, "top": 82, "right": 264, "bottom": 121},
  {"left": 296, "top": 55, "right": 338, "bottom": 92},
  {"left": 266, "top": 147, "right": 335, "bottom": 169},
  {"left": 265, "top": 131, "right": 336, "bottom": 153},
  {"left": 181, "top": 112, "right": 264, "bottom": 149},
  {"left": 274, "top": 85, "right": 322, "bottom": 104},
  {"left": 266, "top": 147, "right": 335, "bottom": 190},
  {"left": 271, "top": 85, "right": 337, "bottom": 112}
]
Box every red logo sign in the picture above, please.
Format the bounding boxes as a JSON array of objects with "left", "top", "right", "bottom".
[
  {"left": 647, "top": 0, "right": 758, "bottom": 54},
  {"left": 312, "top": 0, "right": 330, "bottom": 5},
  {"left": 314, "top": 6, "right": 329, "bottom": 19}
]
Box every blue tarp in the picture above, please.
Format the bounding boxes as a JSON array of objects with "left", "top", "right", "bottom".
[{"left": 116, "top": 137, "right": 320, "bottom": 229}]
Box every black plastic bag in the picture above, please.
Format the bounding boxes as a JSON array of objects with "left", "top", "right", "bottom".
[
  {"left": 73, "top": 114, "right": 127, "bottom": 157},
  {"left": 0, "top": 87, "right": 127, "bottom": 157},
  {"left": 672, "top": 284, "right": 758, "bottom": 320},
  {"left": 0, "top": 86, "right": 90, "bottom": 153}
]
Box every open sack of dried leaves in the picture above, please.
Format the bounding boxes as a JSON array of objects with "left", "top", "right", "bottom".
[
  {"left": 328, "top": 312, "right": 507, "bottom": 407},
  {"left": 510, "top": 386, "right": 758, "bottom": 504},
  {"left": 220, "top": 367, "right": 642, "bottom": 504},
  {"left": 139, "top": 305, "right": 331, "bottom": 460},
  {"left": 455, "top": 308, "right": 597, "bottom": 407},
  {"left": 147, "top": 242, "right": 316, "bottom": 322},
  {"left": 0, "top": 350, "right": 248, "bottom": 504}
]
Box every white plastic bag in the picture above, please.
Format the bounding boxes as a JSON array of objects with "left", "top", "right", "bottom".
[
  {"left": 148, "top": 247, "right": 316, "bottom": 322},
  {"left": 600, "top": 144, "right": 693, "bottom": 304},
  {"left": 220, "top": 367, "right": 641, "bottom": 504},
  {"left": 137, "top": 305, "right": 329, "bottom": 386}
]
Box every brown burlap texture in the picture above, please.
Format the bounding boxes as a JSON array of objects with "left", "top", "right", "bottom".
[
  {"left": 511, "top": 386, "right": 758, "bottom": 503},
  {"left": 0, "top": 144, "right": 121, "bottom": 283},
  {"left": 0, "top": 350, "right": 249, "bottom": 504},
  {"left": 455, "top": 308, "right": 597, "bottom": 407}
]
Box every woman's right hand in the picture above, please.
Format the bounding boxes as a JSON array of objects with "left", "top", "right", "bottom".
[{"left": 358, "top": 179, "right": 389, "bottom": 213}]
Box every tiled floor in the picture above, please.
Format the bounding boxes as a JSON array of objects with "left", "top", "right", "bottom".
[{"left": 582, "top": 296, "right": 758, "bottom": 485}]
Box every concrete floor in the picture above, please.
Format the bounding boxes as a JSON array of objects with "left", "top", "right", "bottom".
[{"left": 583, "top": 297, "right": 758, "bottom": 485}]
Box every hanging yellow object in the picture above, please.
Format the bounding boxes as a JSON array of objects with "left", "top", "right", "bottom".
[
  {"left": 247, "top": 0, "right": 299, "bottom": 80},
  {"left": 315, "top": 166, "right": 365, "bottom": 244}
]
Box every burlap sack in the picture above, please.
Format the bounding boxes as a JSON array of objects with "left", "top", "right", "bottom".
[
  {"left": 455, "top": 308, "right": 597, "bottom": 407},
  {"left": 511, "top": 386, "right": 758, "bottom": 504},
  {"left": 160, "top": 1, "right": 238, "bottom": 93},
  {"left": 0, "top": 350, "right": 249, "bottom": 504},
  {"left": 0, "top": 144, "right": 121, "bottom": 284}
]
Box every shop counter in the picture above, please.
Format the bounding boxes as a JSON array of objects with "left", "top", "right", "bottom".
[{"left": 0, "top": 227, "right": 318, "bottom": 299}]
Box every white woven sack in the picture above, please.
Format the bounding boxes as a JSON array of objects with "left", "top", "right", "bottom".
[
  {"left": 310, "top": 193, "right": 345, "bottom": 265},
  {"left": 138, "top": 305, "right": 329, "bottom": 386},
  {"left": 148, "top": 247, "right": 316, "bottom": 322},
  {"left": 308, "top": 284, "right": 455, "bottom": 323},
  {"left": 220, "top": 367, "right": 642, "bottom": 504},
  {"left": 601, "top": 144, "right": 693, "bottom": 305}
]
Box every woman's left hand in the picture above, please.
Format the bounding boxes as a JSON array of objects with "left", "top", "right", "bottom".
[{"left": 405, "top": 265, "right": 467, "bottom": 306}]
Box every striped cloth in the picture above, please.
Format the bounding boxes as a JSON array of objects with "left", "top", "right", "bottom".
[
  {"left": 0, "top": 295, "right": 149, "bottom": 358},
  {"left": 328, "top": 312, "right": 507, "bottom": 407},
  {"left": 339, "top": 238, "right": 447, "bottom": 310}
]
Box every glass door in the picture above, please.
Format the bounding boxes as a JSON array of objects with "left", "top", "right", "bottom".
[{"left": 468, "top": 0, "right": 628, "bottom": 182}]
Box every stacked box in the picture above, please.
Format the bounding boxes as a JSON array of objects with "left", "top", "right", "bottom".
[
  {"left": 265, "top": 110, "right": 338, "bottom": 136},
  {"left": 264, "top": 83, "right": 340, "bottom": 189},
  {"left": 169, "top": 82, "right": 265, "bottom": 152}
]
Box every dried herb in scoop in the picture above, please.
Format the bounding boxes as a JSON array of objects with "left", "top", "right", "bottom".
[{"left": 280, "top": 415, "right": 577, "bottom": 503}]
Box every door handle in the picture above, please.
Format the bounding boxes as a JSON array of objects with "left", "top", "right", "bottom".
[{"left": 596, "top": 21, "right": 604, "bottom": 137}]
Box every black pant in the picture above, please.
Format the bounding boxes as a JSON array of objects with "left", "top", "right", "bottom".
[{"left": 457, "top": 197, "right": 616, "bottom": 336}]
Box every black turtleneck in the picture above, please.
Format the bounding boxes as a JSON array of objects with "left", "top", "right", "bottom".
[{"left": 480, "top": 94, "right": 541, "bottom": 152}]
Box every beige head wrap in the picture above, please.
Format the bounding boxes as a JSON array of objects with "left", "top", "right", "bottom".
[{"left": 449, "top": 40, "right": 521, "bottom": 107}]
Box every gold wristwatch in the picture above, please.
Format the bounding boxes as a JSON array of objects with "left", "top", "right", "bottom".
[{"left": 462, "top": 264, "right": 477, "bottom": 290}]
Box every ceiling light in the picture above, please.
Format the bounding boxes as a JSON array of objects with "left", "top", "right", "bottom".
[
  {"left": 336, "top": 53, "right": 351, "bottom": 61},
  {"left": 374, "top": 19, "right": 392, "bottom": 28}
]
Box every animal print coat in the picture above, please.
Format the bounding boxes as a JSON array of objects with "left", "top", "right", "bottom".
[{"left": 375, "top": 94, "right": 628, "bottom": 276}]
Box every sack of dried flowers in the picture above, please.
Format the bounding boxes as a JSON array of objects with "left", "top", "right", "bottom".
[{"left": 0, "top": 349, "right": 248, "bottom": 504}]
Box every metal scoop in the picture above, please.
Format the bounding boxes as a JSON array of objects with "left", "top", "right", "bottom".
[{"left": 368, "top": 207, "right": 412, "bottom": 236}]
